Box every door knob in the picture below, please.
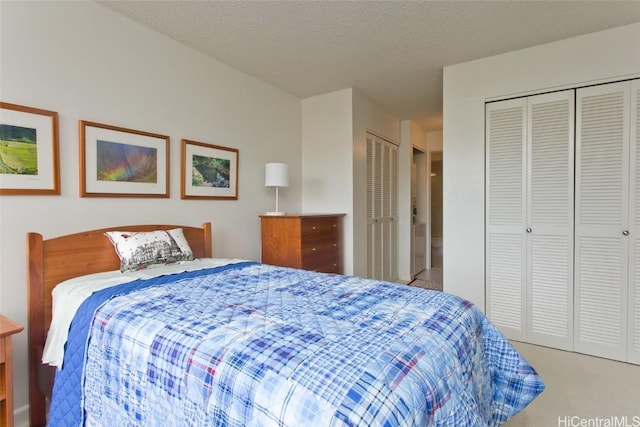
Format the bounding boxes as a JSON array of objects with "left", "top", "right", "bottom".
[
  {"left": 526, "top": 228, "right": 532, "bottom": 233},
  {"left": 623, "top": 230, "right": 629, "bottom": 236}
]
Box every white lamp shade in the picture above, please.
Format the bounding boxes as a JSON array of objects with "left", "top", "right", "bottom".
[{"left": 265, "top": 163, "right": 289, "bottom": 187}]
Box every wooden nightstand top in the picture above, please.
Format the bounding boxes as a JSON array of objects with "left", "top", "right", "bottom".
[{"left": 0, "top": 315, "right": 23, "bottom": 338}]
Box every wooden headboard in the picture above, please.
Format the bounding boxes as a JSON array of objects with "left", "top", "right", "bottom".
[{"left": 26, "top": 223, "right": 212, "bottom": 426}]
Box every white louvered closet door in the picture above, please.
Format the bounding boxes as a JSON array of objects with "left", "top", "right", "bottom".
[
  {"left": 527, "top": 91, "right": 575, "bottom": 350},
  {"left": 575, "top": 81, "right": 631, "bottom": 362},
  {"left": 486, "top": 91, "right": 574, "bottom": 347},
  {"left": 367, "top": 137, "right": 383, "bottom": 280},
  {"left": 628, "top": 80, "right": 640, "bottom": 364},
  {"left": 486, "top": 99, "right": 527, "bottom": 341},
  {"left": 366, "top": 134, "right": 399, "bottom": 282},
  {"left": 385, "top": 144, "right": 399, "bottom": 282}
]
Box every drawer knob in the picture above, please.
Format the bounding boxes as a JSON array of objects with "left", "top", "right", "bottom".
[
  {"left": 333, "top": 243, "right": 337, "bottom": 247},
  {"left": 333, "top": 224, "right": 336, "bottom": 228},
  {"left": 312, "top": 226, "right": 316, "bottom": 230},
  {"left": 312, "top": 248, "right": 316, "bottom": 251}
]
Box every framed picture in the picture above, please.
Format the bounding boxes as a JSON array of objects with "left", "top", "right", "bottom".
[
  {"left": 80, "top": 120, "right": 170, "bottom": 197},
  {"left": 181, "top": 139, "right": 239, "bottom": 200},
  {"left": 0, "top": 102, "right": 60, "bottom": 195}
]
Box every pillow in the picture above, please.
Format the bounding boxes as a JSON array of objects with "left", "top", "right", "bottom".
[
  {"left": 166, "top": 228, "right": 194, "bottom": 260},
  {"left": 105, "top": 229, "right": 194, "bottom": 272}
]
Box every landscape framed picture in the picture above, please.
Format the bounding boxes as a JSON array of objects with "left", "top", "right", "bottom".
[
  {"left": 181, "top": 139, "right": 238, "bottom": 200},
  {"left": 0, "top": 102, "right": 60, "bottom": 195},
  {"left": 80, "top": 120, "right": 170, "bottom": 197}
]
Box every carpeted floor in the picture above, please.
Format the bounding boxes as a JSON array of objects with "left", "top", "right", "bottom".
[{"left": 407, "top": 278, "right": 443, "bottom": 291}]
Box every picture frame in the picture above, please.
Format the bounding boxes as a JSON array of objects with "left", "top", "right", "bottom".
[
  {"left": 181, "top": 139, "right": 239, "bottom": 200},
  {"left": 80, "top": 120, "right": 170, "bottom": 198},
  {"left": 0, "top": 102, "right": 60, "bottom": 195}
]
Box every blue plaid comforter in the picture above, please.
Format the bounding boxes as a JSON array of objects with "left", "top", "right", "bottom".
[{"left": 48, "top": 262, "right": 543, "bottom": 426}]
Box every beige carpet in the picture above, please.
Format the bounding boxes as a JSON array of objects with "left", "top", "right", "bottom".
[
  {"left": 406, "top": 280, "right": 640, "bottom": 425},
  {"left": 505, "top": 341, "right": 640, "bottom": 426}
]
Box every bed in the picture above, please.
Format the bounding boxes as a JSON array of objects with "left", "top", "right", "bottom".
[{"left": 27, "top": 222, "right": 543, "bottom": 426}]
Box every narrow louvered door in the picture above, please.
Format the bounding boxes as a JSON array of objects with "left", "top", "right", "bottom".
[
  {"left": 382, "top": 142, "right": 392, "bottom": 281},
  {"left": 526, "top": 91, "right": 574, "bottom": 350},
  {"left": 386, "top": 145, "right": 399, "bottom": 282},
  {"left": 575, "top": 81, "right": 631, "bottom": 361},
  {"left": 486, "top": 99, "right": 527, "bottom": 340},
  {"left": 629, "top": 80, "right": 640, "bottom": 364},
  {"left": 366, "top": 134, "right": 398, "bottom": 281},
  {"left": 367, "top": 137, "right": 383, "bottom": 279}
]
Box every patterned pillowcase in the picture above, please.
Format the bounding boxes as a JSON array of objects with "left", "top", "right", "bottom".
[
  {"left": 105, "top": 229, "right": 194, "bottom": 272},
  {"left": 166, "top": 228, "right": 194, "bottom": 260}
]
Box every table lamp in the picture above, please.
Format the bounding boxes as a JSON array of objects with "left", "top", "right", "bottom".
[{"left": 264, "top": 162, "right": 289, "bottom": 215}]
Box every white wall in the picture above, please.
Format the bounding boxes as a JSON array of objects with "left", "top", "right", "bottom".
[
  {"left": 443, "top": 23, "right": 640, "bottom": 310},
  {"left": 301, "top": 89, "right": 354, "bottom": 273},
  {"left": 301, "top": 88, "right": 399, "bottom": 277},
  {"left": 352, "top": 89, "right": 400, "bottom": 278},
  {"left": 427, "top": 130, "right": 443, "bottom": 152},
  {"left": 399, "top": 121, "right": 413, "bottom": 280},
  {"left": 0, "top": 1, "right": 302, "bottom": 417}
]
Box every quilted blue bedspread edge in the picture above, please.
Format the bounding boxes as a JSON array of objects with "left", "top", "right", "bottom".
[{"left": 48, "top": 262, "right": 257, "bottom": 426}]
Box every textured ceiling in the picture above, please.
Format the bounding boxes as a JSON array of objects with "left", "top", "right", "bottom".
[{"left": 97, "top": 1, "right": 640, "bottom": 130}]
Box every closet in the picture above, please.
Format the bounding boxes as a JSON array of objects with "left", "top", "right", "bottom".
[
  {"left": 366, "top": 132, "right": 398, "bottom": 282},
  {"left": 486, "top": 79, "right": 640, "bottom": 364},
  {"left": 575, "top": 81, "right": 639, "bottom": 364},
  {"left": 486, "top": 90, "right": 575, "bottom": 350}
]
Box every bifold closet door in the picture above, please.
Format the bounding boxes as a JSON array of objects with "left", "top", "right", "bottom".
[
  {"left": 630, "top": 79, "right": 640, "bottom": 364},
  {"left": 575, "top": 81, "right": 631, "bottom": 362},
  {"left": 486, "top": 98, "right": 527, "bottom": 341},
  {"left": 486, "top": 90, "right": 574, "bottom": 349},
  {"left": 526, "top": 91, "right": 575, "bottom": 350},
  {"left": 366, "top": 134, "right": 398, "bottom": 282},
  {"left": 367, "top": 137, "right": 384, "bottom": 280}
]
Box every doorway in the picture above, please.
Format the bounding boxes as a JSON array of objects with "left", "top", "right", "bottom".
[
  {"left": 430, "top": 152, "right": 443, "bottom": 269},
  {"left": 411, "top": 148, "right": 427, "bottom": 277}
]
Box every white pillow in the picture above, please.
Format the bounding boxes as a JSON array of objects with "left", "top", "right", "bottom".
[
  {"left": 105, "top": 229, "right": 193, "bottom": 272},
  {"left": 167, "top": 228, "right": 194, "bottom": 260}
]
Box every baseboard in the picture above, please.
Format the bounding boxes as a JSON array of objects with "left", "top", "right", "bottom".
[{"left": 14, "top": 404, "right": 30, "bottom": 427}]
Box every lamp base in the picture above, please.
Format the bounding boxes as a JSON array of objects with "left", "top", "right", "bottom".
[{"left": 264, "top": 211, "right": 287, "bottom": 216}]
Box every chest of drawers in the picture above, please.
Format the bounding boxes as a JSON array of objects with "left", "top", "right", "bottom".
[
  {"left": 0, "top": 315, "right": 23, "bottom": 427},
  {"left": 260, "top": 214, "right": 345, "bottom": 274}
]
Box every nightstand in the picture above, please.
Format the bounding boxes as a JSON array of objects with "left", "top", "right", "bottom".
[
  {"left": 260, "top": 214, "right": 345, "bottom": 274},
  {"left": 0, "top": 315, "right": 23, "bottom": 427}
]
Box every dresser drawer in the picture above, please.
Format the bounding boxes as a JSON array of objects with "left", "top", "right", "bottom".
[
  {"left": 303, "top": 260, "right": 341, "bottom": 274},
  {"left": 301, "top": 233, "right": 338, "bottom": 249},
  {"left": 301, "top": 249, "right": 341, "bottom": 273},
  {"left": 301, "top": 242, "right": 339, "bottom": 259},
  {"left": 301, "top": 217, "right": 340, "bottom": 238}
]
